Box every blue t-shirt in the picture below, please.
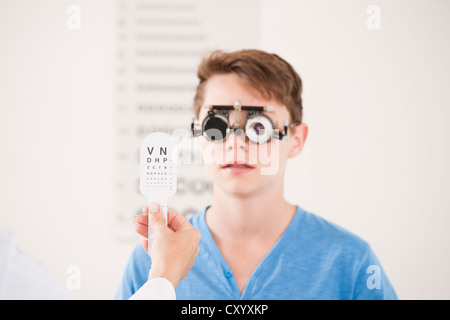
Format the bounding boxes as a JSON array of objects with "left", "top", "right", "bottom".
[{"left": 115, "top": 205, "right": 397, "bottom": 300}]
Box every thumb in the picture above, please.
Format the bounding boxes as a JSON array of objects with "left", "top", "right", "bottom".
[{"left": 148, "top": 202, "right": 167, "bottom": 231}]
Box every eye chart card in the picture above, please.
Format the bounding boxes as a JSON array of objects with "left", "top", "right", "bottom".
[{"left": 114, "top": 0, "right": 260, "bottom": 239}]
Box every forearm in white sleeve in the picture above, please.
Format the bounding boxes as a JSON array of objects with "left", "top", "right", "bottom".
[
  {"left": 129, "top": 277, "right": 176, "bottom": 300},
  {"left": 0, "top": 232, "right": 73, "bottom": 300}
]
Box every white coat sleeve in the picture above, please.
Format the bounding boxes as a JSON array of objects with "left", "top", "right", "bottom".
[
  {"left": 129, "top": 277, "right": 176, "bottom": 300},
  {"left": 0, "top": 232, "right": 73, "bottom": 300}
]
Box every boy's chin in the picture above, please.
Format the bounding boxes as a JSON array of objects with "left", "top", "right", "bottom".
[{"left": 217, "top": 179, "right": 265, "bottom": 197}]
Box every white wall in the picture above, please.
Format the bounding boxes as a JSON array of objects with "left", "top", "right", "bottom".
[
  {"left": 0, "top": 0, "right": 121, "bottom": 299},
  {"left": 0, "top": 0, "right": 449, "bottom": 299},
  {"left": 261, "top": 0, "right": 450, "bottom": 299}
]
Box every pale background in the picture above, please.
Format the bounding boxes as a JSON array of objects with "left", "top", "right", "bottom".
[{"left": 1, "top": 0, "right": 449, "bottom": 299}]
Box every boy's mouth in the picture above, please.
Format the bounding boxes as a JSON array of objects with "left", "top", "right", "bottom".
[{"left": 221, "top": 162, "right": 254, "bottom": 174}]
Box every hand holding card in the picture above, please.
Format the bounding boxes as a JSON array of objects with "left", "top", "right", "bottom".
[{"left": 140, "top": 132, "right": 177, "bottom": 236}]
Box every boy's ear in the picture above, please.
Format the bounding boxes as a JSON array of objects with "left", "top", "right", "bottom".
[{"left": 287, "top": 123, "right": 308, "bottom": 158}]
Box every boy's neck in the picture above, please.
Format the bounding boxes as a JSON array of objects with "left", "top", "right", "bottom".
[{"left": 205, "top": 182, "right": 297, "bottom": 242}]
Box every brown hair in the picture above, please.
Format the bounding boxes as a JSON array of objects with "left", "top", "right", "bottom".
[{"left": 193, "top": 49, "right": 303, "bottom": 124}]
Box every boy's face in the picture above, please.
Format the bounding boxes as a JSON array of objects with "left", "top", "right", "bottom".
[{"left": 197, "top": 73, "right": 305, "bottom": 197}]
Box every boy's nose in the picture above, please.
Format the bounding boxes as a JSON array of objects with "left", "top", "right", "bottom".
[{"left": 226, "top": 127, "right": 246, "bottom": 151}]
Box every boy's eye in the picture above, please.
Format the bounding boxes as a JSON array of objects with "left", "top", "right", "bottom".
[
  {"left": 245, "top": 114, "right": 274, "bottom": 144},
  {"left": 252, "top": 122, "right": 266, "bottom": 135},
  {"left": 203, "top": 114, "right": 229, "bottom": 142}
]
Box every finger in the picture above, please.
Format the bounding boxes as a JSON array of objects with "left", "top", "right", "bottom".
[
  {"left": 134, "top": 222, "right": 148, "bottom": 239},
  {"left": 134, "top": 214, "right": 148, "bottom": 226},
  {"left": 148, "top": 202, "right": 167, "bottom": 231},
  {"left": 167, "top": 209, "right": 192, "bottom": 232}
]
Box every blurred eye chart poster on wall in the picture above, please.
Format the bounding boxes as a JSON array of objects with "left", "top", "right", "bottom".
[{"left": 114, "top": 0, "right": 260, "bottom": 240}]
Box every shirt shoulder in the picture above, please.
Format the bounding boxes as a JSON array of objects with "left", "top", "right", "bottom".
[
  {"left": 294, "top": 207, "right": 370, "bottom": 254},
  {"left": 292, "top": 208, "right": 398, "bottom": 299}
]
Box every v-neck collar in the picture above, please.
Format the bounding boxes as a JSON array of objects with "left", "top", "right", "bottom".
[{"left": 198, "top": 205, "right": 302, "bottom": 299}]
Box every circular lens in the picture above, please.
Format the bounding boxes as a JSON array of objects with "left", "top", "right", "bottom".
[
  {"left": 253, "top": 122, "right": 265, "bottom": 135},
  {"left": 245, "top": 115, "right": 274, "bottom": 144},
  {"left": 203, "top": 114, "right": 229, "bottom": 142}
]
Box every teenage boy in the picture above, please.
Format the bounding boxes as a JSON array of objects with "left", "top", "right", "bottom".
[{"left": 116, "top": 49, "right": 397, "bottom": 300}]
